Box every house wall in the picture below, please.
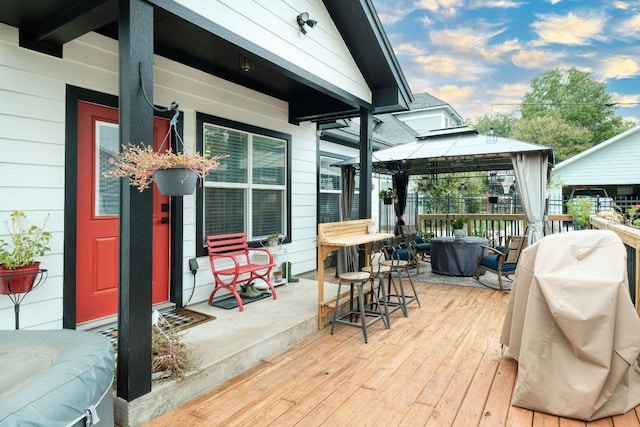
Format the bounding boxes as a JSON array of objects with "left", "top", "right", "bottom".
[
  {"left": 175, "top": 0, "right": 371, "bottom": 104},
  {"left": 396, "top": 107, "right": 462, "bottom": 135},
  {"left": 551, "top": 127, "right": 640, "bottom": 194},
  {"left": 0, "top": 24, "right": 319, "bottom": 329}
]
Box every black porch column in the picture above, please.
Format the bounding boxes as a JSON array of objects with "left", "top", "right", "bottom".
[
  {"left": 358, "top": 107, "right": 373, "bottom": 219},
  {"left": 117, "top": 0, "right": 154, "bottom": 401}
]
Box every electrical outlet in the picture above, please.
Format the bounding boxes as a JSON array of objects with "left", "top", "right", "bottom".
[{"left": 189, "top": 258, "right": 198, "bottom": 274}]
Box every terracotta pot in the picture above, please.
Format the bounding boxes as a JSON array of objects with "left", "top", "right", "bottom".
[{"left": 0, "top": 262, "right": 40, "bottom": 294}]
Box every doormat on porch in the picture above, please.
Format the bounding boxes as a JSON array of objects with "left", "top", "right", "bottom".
[
  {"left": 209, "top": 292, "right": 272, "bottom": 310},
  {"left": 95, "top": 308, "right": 216, "bottom": 347}
]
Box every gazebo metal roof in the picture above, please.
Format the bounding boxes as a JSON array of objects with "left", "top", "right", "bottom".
[{"left": 336, "top": 127, "right": 554, "bottom": 176}]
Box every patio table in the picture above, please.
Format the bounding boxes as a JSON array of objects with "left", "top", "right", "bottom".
[
  {"left": 430, "top": 236, "right": 488, "bottom": 277},
  {"left": 316, "top": 219, "right": 393, "bottom": 329}
]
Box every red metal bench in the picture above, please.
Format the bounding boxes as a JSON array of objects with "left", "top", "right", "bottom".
[{"left": 206, "top": 232, "right": 277, "bottom": 311}]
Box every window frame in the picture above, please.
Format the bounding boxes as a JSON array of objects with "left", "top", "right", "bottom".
[
  {"left": 195, "top": 113, "right": 292, "bottom": 255},
  {"left": 318, "top": 151, "right": 360, "bottom": 223}
]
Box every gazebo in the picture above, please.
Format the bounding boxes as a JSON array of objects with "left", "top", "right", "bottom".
[{"left": 337, "top": 127, "right": 554, "bottom": 244}]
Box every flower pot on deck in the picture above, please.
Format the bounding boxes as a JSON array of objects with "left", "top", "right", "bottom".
[{"left": 0, "top": 262, "right": 40, "bottom": 294}]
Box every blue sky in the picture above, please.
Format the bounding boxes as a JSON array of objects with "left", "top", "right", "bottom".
[{"left": 371, "top": 0, "right": 640, "bottom": 123}]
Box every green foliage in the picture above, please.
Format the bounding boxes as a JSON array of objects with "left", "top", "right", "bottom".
[
  {"left": 379, "top": 188, "right": 398, "bottom": 203},
  {"left": 451, "top": 217, "right": 468, "bottom": 229},
  {"left": 465, "top": 113, "right": 517, "bottom": 137},
  {"left": 566, "top": 197, "right": 594, "bottom": 228},
  {"left": 512, "top": 115, "right": 593, "bottom": 163},
  {"left": 521, "top": 67, "right": 633, "bottom": 146},
  {"left": 625, "top": 204, "right": 640, "bottom": 227},
  {"left": 0, "top": 211, "right": 52, "bottom": 269}
]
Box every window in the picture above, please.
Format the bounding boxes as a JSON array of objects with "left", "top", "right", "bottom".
[
  {"left": 196, "top": 114, "right": 291, "bottom": 253},
  {"left": 319, "top": 155, "right": 359, "bottom": 223}
]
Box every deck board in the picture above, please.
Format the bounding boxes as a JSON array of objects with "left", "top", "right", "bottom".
[{"left": 144, "top": 282, "right": 640, "bottom": 427}]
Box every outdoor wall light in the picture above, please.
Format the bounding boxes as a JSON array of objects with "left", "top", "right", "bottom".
[
  {"left": 238, "top": 54, "right": 254, "bottom": 73},
  {"left": 297, "top": 12, "right": 317, "bottom": 34}
]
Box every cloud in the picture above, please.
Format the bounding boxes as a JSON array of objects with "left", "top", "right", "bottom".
[
  {"left": 530, "top": 12, "right": 608, "bottom": 46},
  {"left": 511, "top": 49, "right": 564, "bottom": 69},
  {"left": 415, "top": 54, "right": 491, "bottom": 81},
  {"left": 415, "top": 0, "right": 463, "bottom": 18},
  {"left": 610, "top": 92, "right": 640, "bottom": 107},
  {"left": 371, "top": 1, "right": 415, "bottom": 24},
  {"left": 600, "top": 56, "right": 640, "bottom": 79},
  {"left": 393, "top": 43, "right": 426, "bottom": 56},
  {"left": 614, "top": 14, "right": 640, "bottom": 37},
  {"left": 469, "top": 0, "right": 526, "bottom": 7},
  {"left": 427, "top": 22, "right": 521, "bottom": 62}
]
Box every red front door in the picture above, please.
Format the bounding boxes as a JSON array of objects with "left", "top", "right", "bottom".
[{"left": 76, "top": 101, "right": 170, "bottom": 324}]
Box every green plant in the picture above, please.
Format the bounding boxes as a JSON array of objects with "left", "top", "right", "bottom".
[
  {"left": 104, "top": 144, "right": 227, "bottom": 192},
  {"left": 451, "top": 216, "right": 468, "bottom": 229},
  {"left": 625, "top": 204, "right": 640, "bottom": 227},
  {"left": 0, "top": 211, "right": 52, "bottom": 269},
  {"left": 566, "top": 197, "right": 594, "bottom": 228},
  {"left": 379, "top": 188, "right": 398, "bottom": 203}
]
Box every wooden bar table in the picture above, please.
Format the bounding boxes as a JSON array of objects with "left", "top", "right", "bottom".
[{"left": 316, "top": 219, "right": 393, "bottom": 329}]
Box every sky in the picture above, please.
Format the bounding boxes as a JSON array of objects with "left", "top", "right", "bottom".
[{"left": 370, "top": 0, "right": 640, "bottom": 124}]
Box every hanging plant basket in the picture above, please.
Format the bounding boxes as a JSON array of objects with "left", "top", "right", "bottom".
[
  {"left": 154, "top": 167, "right": 198, "bottom": 196},
  {"left": 0, "top": 262, "right": 40, "bottom": 294}
]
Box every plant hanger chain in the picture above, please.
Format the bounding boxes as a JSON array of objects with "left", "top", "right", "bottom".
[{"left": 138, "top": 62, "right": 184, "bottom": 153}]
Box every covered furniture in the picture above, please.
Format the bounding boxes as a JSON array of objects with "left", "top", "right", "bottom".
[
  {"left": 501, "top": 230, "right": 640, "bottom": 421},
  {"left": 0, "top": 329, "right": 114, "bottom": 426},
  {"left": 430, "top": 236, "right": 488, "bottom": 277},
  {"left": 475, "top": 235, "right": 526, "bottom": 290}
]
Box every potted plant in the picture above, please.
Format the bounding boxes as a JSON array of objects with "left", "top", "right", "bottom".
[
  {"left": 567, "top": 197, "right": 594, "bottom": 230},
  {"left": 267, "top": 232, "right": 280, "bottom": 249},
  {"left": 451, "top": 216, "right": 468, "bottom": 239},
  {"left": 104, "top": 144, "right": 227, "bottom": 196},
  {"left": 379, "top": 188, "right": 398, "bottom": 205},
  {"left": 0, "top": 210, "right": 52, "bottom": 294}
]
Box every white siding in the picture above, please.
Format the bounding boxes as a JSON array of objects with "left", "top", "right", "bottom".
[
  {"left": 176, "top": 0, "right": 371, "bottom": 103},
  {"left": 0, "top": 24, "right": 319, "bottom": 328},
  {"left": 552, "top": 129, "right": 640, "bottom": 186}
]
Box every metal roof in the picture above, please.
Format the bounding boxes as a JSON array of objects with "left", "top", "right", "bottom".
[{"left": 336, "top": 128, "right": 554, "bottom": 176}]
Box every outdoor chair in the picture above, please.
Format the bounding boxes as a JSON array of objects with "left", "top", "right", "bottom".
[
  {"left": 381, "top": 236, "right": 421, "bottom": 313},
  {"left": 330, "top": 245, "right": 389, "bottom": 343},
  {"left": 397, "top": 225, "right": 430, "bottom": 264},
  {"left": 475, "top": 235, "right": 527, "bottom": 290}
]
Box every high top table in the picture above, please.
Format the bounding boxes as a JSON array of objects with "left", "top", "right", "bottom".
[
  {"left": 317, "top": 219, "right": 393, "bottom": 329},
  {"left": 430, "top": 236, "right": 488, "bottom": 277}
]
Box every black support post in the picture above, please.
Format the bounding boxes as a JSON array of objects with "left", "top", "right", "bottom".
[
  {"left": 358, "top": 107, "right": 373, "bottom": 219},
  {"left": 116, "top": 0, "right": 154, "bottom": 401}
]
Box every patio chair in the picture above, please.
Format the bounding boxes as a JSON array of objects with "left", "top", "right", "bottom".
[
  {"left": 330, "top": 245, "right": 389, "bottom": 343},
  {"left": 475, "top": 235, "right": 527, "bottom": 290}
]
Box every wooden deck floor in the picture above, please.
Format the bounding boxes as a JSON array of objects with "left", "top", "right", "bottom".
[{"left": 145, "top": 282, "right": 640, "bottom": 427}]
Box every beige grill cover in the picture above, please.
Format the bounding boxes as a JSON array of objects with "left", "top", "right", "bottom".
[{"left": 501, "top": 230, "right": 640, "bottom": 420}]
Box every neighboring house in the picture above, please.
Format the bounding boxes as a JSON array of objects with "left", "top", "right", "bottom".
[
  {"left": 0, "top": 0, "right": 411, "bottom": 409},
  {"left": 549, "top": 125, "right": 640, "bottom": 211},
  {"left": 394, "top": 92, "right": 464, "bottom": 134}
]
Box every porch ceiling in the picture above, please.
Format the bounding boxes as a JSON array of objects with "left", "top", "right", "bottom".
[{"left": 0, "top": 0, "right": 411, "bottom": 124}]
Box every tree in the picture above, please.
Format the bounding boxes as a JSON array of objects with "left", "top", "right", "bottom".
[
  {"left": 521, "top": 68, "right": 633, "bottom": 145},
  {"left": 465, "top": 113, "right": 517, "bottom": 137},
  {"left": 512, "top": 115, "right": 592, "bottom": 163}
]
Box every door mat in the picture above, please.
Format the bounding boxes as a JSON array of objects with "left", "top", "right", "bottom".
[
  {"left": 95, "top": 308, "right": 216, "bottom": 347},
  {"left": 210, "top": 292, "right": 272, "bottom": 310}
]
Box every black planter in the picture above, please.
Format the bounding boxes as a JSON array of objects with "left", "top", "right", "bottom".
[
  {"left": 383, "top": 198, "right": 393, "bottom": 205},
  {"left": 488, "top": 196, "right": 499, "bottom": 204},
  {"left": 154, "top": 167, "right": 198, "bottom": 196}
]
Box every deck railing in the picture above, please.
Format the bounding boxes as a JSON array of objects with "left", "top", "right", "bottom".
[{"left": 415, "top": 213, "right": 639, "bottom": 316}]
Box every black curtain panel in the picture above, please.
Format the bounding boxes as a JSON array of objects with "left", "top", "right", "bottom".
[{"left": 393, "top": 173, "right": 409, "bottom": 234}]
